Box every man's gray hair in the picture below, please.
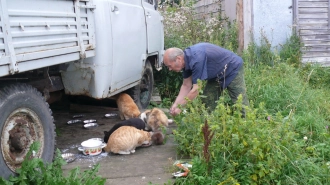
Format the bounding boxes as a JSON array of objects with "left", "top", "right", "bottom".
[{"left": 168, "top": 48, "right": 184, "bottom": 62}]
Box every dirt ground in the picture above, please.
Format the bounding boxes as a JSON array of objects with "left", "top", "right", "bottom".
[{"left": 51, "top": 97, "right": 179, "bottom": 185}]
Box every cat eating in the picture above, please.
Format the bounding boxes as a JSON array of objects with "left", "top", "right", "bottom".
[
  {"left": 103, "top": 118, "right": 147, "bottom": 143},
  {"left": 116, "top": 93, "right": 141, "bottom": 120},
  {"left": 104, "top": 126, "right": 152, "bottom": 155},
  {"left": 140, "top": 107, "right": 173, "bottom": 132},
  {"left": 139, "top": 108, "right": 174, "bottom": 145}
]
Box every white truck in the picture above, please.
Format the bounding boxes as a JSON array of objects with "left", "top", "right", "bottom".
[{"left": 0, "top": 0, "right": 164, "bottom": 178}]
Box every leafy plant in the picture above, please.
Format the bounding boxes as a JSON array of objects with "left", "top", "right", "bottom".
[
  {"left": 0, "top": 142, "right": 106, "bottom": 185},
  {"left": 170, "top": 34, "right": 330, "bottom": 185}
]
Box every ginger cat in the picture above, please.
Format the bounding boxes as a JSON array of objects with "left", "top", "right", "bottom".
[
  {"left": 140, "top": 108, "right": 173, "bottom": 132},
  {"left": 103, "top": 118, "right": 147, "bottom": 143},
  {"left": 104, "top": 126, "right": 152, "bottom": 155},
  {"left": 116, "top": 93, "right": 140, "bottom": 120}
]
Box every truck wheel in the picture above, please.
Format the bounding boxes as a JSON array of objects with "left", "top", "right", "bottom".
[
  {"left": 0, "top": 84, "right": 55, "bottom": 179},
  {"left": 128, "top": 60, "right": 154, "bottom": 109}
]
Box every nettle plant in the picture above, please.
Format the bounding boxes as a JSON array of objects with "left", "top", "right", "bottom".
[{"left": 172, "top": 82, "right": 313, "bottom": 184}]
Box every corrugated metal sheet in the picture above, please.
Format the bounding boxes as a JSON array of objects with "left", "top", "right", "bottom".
[{"left": 294, "top": 0, "right": 330, "bottom": 66}]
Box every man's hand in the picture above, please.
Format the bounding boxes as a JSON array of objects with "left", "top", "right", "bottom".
[{"left": 170, "top": 107, "right": 181, "bottom": 116}]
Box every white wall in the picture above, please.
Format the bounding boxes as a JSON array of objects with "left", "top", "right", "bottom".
[
  {"left": 251, "top": 0, "right": 293, "bottom": 48},
  {"left": 224, "top": 0, "right": 237, "bottom": 22}
]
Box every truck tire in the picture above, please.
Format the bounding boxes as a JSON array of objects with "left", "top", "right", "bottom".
[
  {"left": 0, "top": 84, "right": 55, "bottom": 179},
  {"left": 128, "top": 60, "right": 154, "bottom": 109}
]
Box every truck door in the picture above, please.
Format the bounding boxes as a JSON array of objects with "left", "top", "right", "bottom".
[
  {"left": 109, "top": 0, "right": 147, "bottom": 90},
  {"left": 142, "top": 0, "right": 164, "bottom": 54}
]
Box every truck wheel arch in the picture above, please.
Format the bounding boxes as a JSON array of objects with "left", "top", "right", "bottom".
[{"left": 127, "top": 60, "right": 154, "bottom": 109}]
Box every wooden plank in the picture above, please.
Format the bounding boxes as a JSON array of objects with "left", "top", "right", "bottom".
[
  {"left": 302, "top": 52, "right": 330, "bottom": 57},
  {"left": 303, "top": 42, "right": 330, "bottom": 46},
  {"left": 299, "top": 7, "right": 328, "bottom": 12},
  {"left": 302, "top": 57, "right": 330, "bottom": 64},
  {"left": 301, "top": 35, "right": 330, "bottom": 39},
  {"left": 328, "top": 0, "right": 330, "bottom": 28},
  {"left": 300, "top": 29, "right": 330, "bottom": 34},
  {"left": 299, "top": 0, "right": 328, "bottom": 2},
  {"left": 237, "top": 0, "right": 243, "bottom": 55},
  {"left": 299, "top": 13, "right": 328, "bottom": 18},
  {"left": 298, "top": 24, "right": 328, "bottom": 28},
  {"left": 298, "top": 19, "right": 328, "bottom": 24},
  {"left": 293, "top": 0, "right": 299, "bottom": 33},
  {"left": 302, "top": 46, "right": 330, "bottom": 50},
  {"left": 298, "top": 2, "right": 328, "bottom": 7}
]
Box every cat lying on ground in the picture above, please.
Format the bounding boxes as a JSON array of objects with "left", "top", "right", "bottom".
[
  {"left": 104, "top": 126, "right": 152, "bottom": 155},
  {"left": 116, "top": 93, "right": 140, "bottom": 120},
  {"left": 103, "top": 118, "right": 164, "bottom": 145},
  {"left": 103, "top": 118, "right": 147, "bottom": 143}
]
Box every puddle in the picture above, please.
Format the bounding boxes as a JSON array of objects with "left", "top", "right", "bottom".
[{"left": 61, "top": 144, "right": 109, "bottom": 167}]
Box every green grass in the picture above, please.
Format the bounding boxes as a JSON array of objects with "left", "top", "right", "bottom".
[{"left": 156, "top": 1, "right": 330, "bottom": 184}]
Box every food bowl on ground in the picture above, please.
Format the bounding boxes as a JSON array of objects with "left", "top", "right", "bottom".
[
  {"left": 78, "top": 139, "right": 106, "bottom": 156},
  {"left": 83, "top": 122, "right": 98, "bottom": 129},
  {"left": 61, "top": 153, "right": 76, "bottom": 163}
]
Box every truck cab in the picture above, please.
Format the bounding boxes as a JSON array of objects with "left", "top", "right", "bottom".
[
  {"left": 61, "top": 0, "right": 164, "bottom": 108},
  {"left": 0, "top": 0, "right": 164, "bottom": 179}
]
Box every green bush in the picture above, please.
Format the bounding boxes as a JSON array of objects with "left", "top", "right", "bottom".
[
  {"left": 0, "top": 142, "right": 106, "bottom": 185},
  {"left": 158, "top": 1, "right": 330, "bottom": 184}
]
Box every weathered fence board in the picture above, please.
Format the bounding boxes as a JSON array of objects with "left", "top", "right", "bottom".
[{"left": 295, "top": 0, "right": 330, "bottom": 65}]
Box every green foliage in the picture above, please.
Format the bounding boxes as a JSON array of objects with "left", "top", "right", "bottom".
[
  {"left": 173, "top": 94, "right": 330, "bottom": 184},
  {"left": 279, "top": 32, "right": 303, "bottom": 67},
  {"left": 158, "top": 2, "right": 330, "bottom": 184},
  {"left": 243, "top": 31, "right": 279, "bottom": 67},
  {"left": 168, "top": 28, "right": 330, "bottom": 184},
  {"left": 153, "top": 66, "right": 182, "bottom": 103},
  {"left": 154, "top": 1, "right": 238, "bottom": 102},
  {"left": 299, "top": 63, "right": 330, "bottom": 90},
  {"left": 0, "top": 142, "right": 106, "bottom": 185}
]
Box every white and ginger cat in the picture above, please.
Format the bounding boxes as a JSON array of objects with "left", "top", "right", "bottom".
[
  {"left": 104, "top": 126, "right": 152, "bottom": 154},
  {"left": 116, "top": 93, "right": 140, "bottom": 120},
  {"left": 139, "top": 108, "right": 174, "bottom": 145},
  {"left": 140, "top": 107, "right": 173, "bottom": 132}
]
